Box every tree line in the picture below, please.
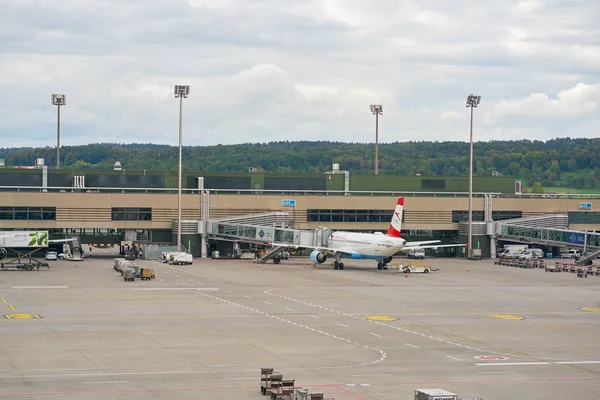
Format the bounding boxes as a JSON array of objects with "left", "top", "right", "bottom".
[{"left": 1, "top": 138, "right": 599, "bottom": 189}]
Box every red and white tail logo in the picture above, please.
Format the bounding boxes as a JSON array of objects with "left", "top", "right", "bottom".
[{"left": 385, "top": 197, "right": 404, "bottom": 238}]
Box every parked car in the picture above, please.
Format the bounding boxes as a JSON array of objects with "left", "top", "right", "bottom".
[
  {"left": 407, "top": 249, "right": 425, "bottom": 259},
  {"left": 560, "top": 249, "right": 580, "bottom": 258},
  {"left": 45, "top": 251, "right": 57, "bottom": 261}
]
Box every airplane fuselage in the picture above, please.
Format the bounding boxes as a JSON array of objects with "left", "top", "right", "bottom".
[{"left": 329, "top": 231, "right": 406, "bottom": 260}]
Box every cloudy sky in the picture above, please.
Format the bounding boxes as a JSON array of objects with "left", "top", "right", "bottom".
[{"left": 0, "top": 0, "right": 598, "bottom": 148}]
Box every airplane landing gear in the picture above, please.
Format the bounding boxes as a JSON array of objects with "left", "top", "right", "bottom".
[
  {"left": 333, "top": 255, "right": 344, "bottom": 270},
  {"left": 377, "top": 262, "right": 388, "bottom": 270}
]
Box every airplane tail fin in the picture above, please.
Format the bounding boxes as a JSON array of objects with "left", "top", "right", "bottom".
[{"left": 385, "top": 197, "right": 404, "bottom": 238}]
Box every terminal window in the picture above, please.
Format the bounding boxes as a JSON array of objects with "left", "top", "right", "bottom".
[
  {"left": 307, "top": 209, "right": 401, "bottom": 223},
  {"left": 111, "top": 208, "right": 152, "bottom": 221},
  {"left": 0, "top": 207, "right": 56, "bottom": 220},
  {"left": 451, "top": 210, "right": 484, "bottom": 222}
]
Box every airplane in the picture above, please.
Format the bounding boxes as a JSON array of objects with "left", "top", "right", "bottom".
[{"left": 270, "top": 197, "right": 466, "bottom": 270}]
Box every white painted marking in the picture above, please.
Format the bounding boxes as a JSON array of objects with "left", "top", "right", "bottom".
[
  {"left": 285, "top": 308, "right": 294, "bottom": 312},
  {"left": 188, "top": 279, "right": 194, "bottom": 282},
  {"left": 132, "top": 288, "right": 219, "bottom": 291},
  {"left": 476, "top": 362, "right": 550, "bottom": 366},
  {"left": 220, "top": 377, "right": 256, "bottom": 380},
  {"left": 226, "top": 290, "right": 232, "bottom": 293},
  {"left": 0, "top": 275, "right": 12, "bottom": 284},
  {"left": 352, "top": 373, "right": 394, "bottom": 377},
  {"left": 337, "top": 323, "right": 350, "bottom": 328},
  {"left": 405, "top": 343, "right": 419, "bottom": 349},
  {"left": 175, "top": 275, "right": 180, "bottom": 278},
  {"left": 369, "top": 333, "right": 383, "bottom": 338},
  {"left": 11, "top": 286, "right": 68, "bottom": 289},
  {"left": 163, "top": 272, "right": 168, "bottom": 274},
  {"left": 477, "top": 360, "right": 600, "bottom": 367},
  {"left": 262, "top": 301, "right": 271, "bottom": 305},
  {"left": 447, "top": 356, "right": 463, "bottom": 361},
  {"left": 83, "top": 381, "right": 130, "bottom": 384},
  {"left": 310, "top": 315, "right": 319, "bottom": 319},
  {"left": 244, "top": 295, "right": 251, "bottom": 299}
]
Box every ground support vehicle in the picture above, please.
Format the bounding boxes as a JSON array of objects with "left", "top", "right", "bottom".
[
  {"left": 140, "top": 267, "right": 155, "bottom": 280},
  {"left": 495, "top": 258, "right": 545, "bottom": 269},
  {"left": 415, "top": 389, "right": 459, "bottom": 400},
  {"left": 168, "top": 252, "right": 193, "bottom": 265},
  {"left": 260, "top": 368, "right": 282, "bottom": 396},
  {"left": 395, "top": 261, "right": 438, "bottom": 274},
  {"left": 577, "top": 267, "right": 588, "bottom": 278},
  {"left": 545, "top": 262, "right": 562, "bottom": 272},
  {"left": 0, "top": 248, "right": 50, "bottom": 271},
  {"left": 114, "top": 258, "right": 134, "bottom": 272},
  {"left": 123, "top": 269, "right": 135, "bottom": 282}
]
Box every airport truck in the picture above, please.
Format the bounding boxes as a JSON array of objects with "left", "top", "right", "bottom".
[{"left": 497, "top": 245, "right": 528, "bottom": 259}]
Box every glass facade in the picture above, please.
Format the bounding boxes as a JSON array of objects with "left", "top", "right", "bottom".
[
  {"left": 452, "top": 210, "right": 522, "bottom": 222},
  {"left": 307, "top": 209, "right": 401, "bottom": 223},
  {"left": 0, "top": 207, "right": 56, "bottom": 220},
  {"left": 111, "top": 208, "right": 152, "bottom": 221}
]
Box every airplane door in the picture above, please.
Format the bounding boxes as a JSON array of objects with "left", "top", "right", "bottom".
[{"left": 373, "top": 242, "right": 381, "bottom": 253}]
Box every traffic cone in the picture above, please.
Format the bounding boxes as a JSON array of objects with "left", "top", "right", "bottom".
[
  {"left": 75, "top": 264, "right": 78, "bottom": 268},
  {"left": 466, "top": 268, "right": 469, "bottom": 272},
  {"left": 313, "top": 264, "right": 316, "bottom": 268},
  {"left": 405, "top": 273, "right": 408, "bottom": 278}
]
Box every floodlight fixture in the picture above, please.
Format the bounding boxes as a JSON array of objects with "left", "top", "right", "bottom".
[
  {"left": 51, "top": 94, "right": 66, "bottom": 106},
  {"left": 466, "top": 94, "right": 481, "bottom": 108},
  {"left": 174, "top": 85, "right": 190, "bottom": 98},
  {"left": 370, "top": 104, "right": 383, "bottom": 115}
]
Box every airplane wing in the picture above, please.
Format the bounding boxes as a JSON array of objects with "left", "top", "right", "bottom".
[
  {"left": 400, "top": 243, "right": 467, "bottom": 251},
  {"left": 404, "top": 240, "right": 441, "bottom": 247},
  {"left": 269, "top": 242, "right": 340, "bottom": 255}
]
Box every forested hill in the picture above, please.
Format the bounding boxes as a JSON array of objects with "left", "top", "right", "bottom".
[{"left": 1, "top": 139, "right": 599, "bottom": 189}]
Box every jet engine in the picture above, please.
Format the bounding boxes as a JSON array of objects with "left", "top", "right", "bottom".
[{"left": 310, "top": 250, "right": 328, "bottom": 264}]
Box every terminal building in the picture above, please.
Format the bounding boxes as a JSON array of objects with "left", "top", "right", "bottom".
[{"left": 1, "top": 162, "right": 599, "bottom": 259}]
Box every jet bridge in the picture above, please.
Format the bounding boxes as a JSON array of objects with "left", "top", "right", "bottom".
[
  {"left": 495, "top": 214, "right": 600, "bottom": 261},
  {"left": 204, "top": 212, "right": 331, "bottom": 262}
]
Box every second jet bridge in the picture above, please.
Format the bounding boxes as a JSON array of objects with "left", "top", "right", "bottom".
[{"left": 204, "top": 212, "right": 332, "bottom": 262}]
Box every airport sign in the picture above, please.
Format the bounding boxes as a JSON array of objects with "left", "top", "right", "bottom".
[
  {"left": 579, "top": 202, "right": 592, "bottom": 210},
  {"left": 281, "top": 199, "right": 296, "bottom": 207}
]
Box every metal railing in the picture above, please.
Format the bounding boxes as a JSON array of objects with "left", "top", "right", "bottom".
[{"left": 0, "top": 185, "right": 598, "bottom": 198}]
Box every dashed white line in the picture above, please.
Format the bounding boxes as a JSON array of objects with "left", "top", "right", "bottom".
[
  {"left": 285, "top": 308, "right": 294, "bottom": 312},
  {"left": 262, "top": 301, "right": 271, "bottom": 305},
  {"left": 447, "top": 355, "right": 463, "bottom": 361},
  {"left": 197, "top": 292, "right": 387, "bottom": 370},
  {"left": 175, "top": 275, "right": 180, "bottom": 278},
  {"left": 310, "top": 315, "right": 319, "bottom": 319},
  {"left": 244, "top": 295, "right": 251, "bottom": 299},
  {"left": 337, "top": 323, "right": 350, "bottom": 328},
  {"left": 82, "top": 381, "right": 130, "bottom": 384},
  {"left": 405, "top": 343, "right": 419, "bottom": 349},
  {"left": 264, "top": 289, "right": 501, "bottom": 355},
  {"left": 369, "top": 333, "right": 383, "bottom": 338}
]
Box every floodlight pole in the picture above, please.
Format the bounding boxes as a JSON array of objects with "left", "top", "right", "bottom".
[
  {"left": 375, "top": 112, "right": 379, "bottom": 175},
  {"left": 51, "top": 94, "right": 66, "bottom": 169},
  {"left": 57, "top": 104, "right": 61, "bottom": 169},
  {"left": 174, "top": 85, "right": 190, "bottom": 252},
  {"left": 466, "top": 94, "right": 481, "bottom": 259},
  {"left": 370, "top": 105, "right": 383, "bottom": 175}
]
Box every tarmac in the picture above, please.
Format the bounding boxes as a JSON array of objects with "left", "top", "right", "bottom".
[{"left": 0, "top": 253, "right": 599, "bottom": 400}]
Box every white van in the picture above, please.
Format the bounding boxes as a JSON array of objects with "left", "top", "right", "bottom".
[
  {"left": 407, "top": 248, "right": 425, "bottom": 259},
  {"left": 560, "top": 249, "right": 580, "bottom": 259},
  {"left": 518, "top": 249, "right": 544, "bottom": 260},
  {"left": 497, "top": 246, "right": 527, "bottom": 259}
]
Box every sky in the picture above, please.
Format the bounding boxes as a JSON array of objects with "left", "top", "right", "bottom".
[{"left": 0, "top": 0, "right": 599, "bottom": 148}]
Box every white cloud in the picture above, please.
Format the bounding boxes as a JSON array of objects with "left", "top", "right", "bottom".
[{"left": 0, "top": 0, "right": 599, "bottom": 148}]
